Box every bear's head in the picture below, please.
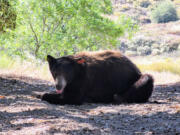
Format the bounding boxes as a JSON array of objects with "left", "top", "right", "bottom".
[{"left": 47, "top": 55, "right": 86, "bottom": 94}]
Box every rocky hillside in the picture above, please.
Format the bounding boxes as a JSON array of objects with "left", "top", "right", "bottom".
[{"left": 111, "top": 0, "right": 180, "bottom": 56}]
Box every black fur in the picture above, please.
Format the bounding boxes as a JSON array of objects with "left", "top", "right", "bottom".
[
  {"left": 113, "top": 74, "right": 154, "bottom": 103},
  {"left": 40, "top": 50, "right": 154, "bottom": 105}
]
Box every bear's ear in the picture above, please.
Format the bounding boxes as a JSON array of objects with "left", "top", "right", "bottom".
[{"left": 47, "top": 55, "right": 56, "bottom": 64}]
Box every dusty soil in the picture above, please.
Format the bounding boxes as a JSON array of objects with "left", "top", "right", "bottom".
[{"left": 0, "top": 74, "right": 180, "bottom": 135}]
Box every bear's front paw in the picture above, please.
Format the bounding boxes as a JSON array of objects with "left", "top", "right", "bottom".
[
  {"left": 32, "top": 93, "right": 49, "bottom": 100},
  {"left": 32, "top": 93, "right": 43, "bottom": 99},
  {"left": 40, "top": 93, "right": 63, "bottom": 104},
  {"left": 41, "top": 93, "right": 50, "bottom": 101},
  {"left": 36, "top": 94, "right": 43, "bottom": 99}
]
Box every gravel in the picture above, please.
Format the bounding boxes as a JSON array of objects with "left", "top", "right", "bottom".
[{"left": 0, "top": 75, "right": 180, "bottom": 135}]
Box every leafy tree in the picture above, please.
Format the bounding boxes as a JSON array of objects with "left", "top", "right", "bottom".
[
  {"left": 2, "top": 0, "right": 137, "bottom": 60},
  {"left": 0, "top": 0, "right": 16, "bottom": 32}
]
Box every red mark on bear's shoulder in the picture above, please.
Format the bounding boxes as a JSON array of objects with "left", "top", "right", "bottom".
[
  {"left": 0, "top": 96, "right": 5, "bottom": 99},
  {"left": 77, "top": 59, "right": 85, "bottom": 64}
]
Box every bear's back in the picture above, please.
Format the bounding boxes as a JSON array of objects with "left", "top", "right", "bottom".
[
  {"left": 75, "top": 50, "right": 125, "bottom": 65},
  {"left": 75, "top": 50, "right": 142, "bottom": 102},
  {"left": 76, "top": 50, "right": 122, "bottom": 60}
]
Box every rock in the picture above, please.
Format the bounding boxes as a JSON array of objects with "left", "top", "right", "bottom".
[
  {"left": 152, "top": 49, "right": 161, "bottom": 55},
  {"left": 125, "top": 50, "right": 137, "bottom": 56},
  {"left": 152, "top": 43, "right": 160, "bottom": 49}
]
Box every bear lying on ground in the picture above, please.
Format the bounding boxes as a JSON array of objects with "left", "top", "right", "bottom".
[{"left": 39, "top": 50, "right": 154, "bottom": 105}]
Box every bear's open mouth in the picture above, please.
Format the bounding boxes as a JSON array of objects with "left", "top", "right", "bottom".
[{"left": 56, "top": 89, "right": 64, "bottom": 94}]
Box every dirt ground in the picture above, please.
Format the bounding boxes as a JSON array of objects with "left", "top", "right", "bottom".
[{"left": 0, "top": 74, "right": 180, "bottom": 135}]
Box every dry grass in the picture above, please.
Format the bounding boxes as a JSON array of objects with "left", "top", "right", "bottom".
[
  {"left": 143, "top": 71, "right": 180, "bottom": 84},
  {"left": 132, "top": 56, "right": 180, "bottom": 84},
  {"left": 135, "top": 57, "right": 180, "bottom": 75},
  {"left": 0, "top": 55, "right": 53, "bottom": 82}
]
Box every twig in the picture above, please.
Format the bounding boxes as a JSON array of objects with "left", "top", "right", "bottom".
[
  {"left": 29, "top": 20, "right": 40, "bottom": 57},
  {"left": 42, "top": 17, "right": 46, "bottom": 33}
]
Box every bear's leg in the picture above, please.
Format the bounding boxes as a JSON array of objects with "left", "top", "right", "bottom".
[
  {"left": 39, "top": 93, "right": 83, "bottom": 105},
  {"left": 114, "top": 74, "right": 154, "bottom": 104},
  {"left": 113, "top": 94, "right": 126, "bottom": 104},
  {"left": 40, "top": 93, "right": 65, "bottom": 104}
]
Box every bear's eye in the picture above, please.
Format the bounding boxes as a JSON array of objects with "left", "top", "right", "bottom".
[
  {"left": 51, "top": 69, "right": 58, "bottom": 78},
  {"left": 62, "top": 63, "right": 73, "bottom": 71}
]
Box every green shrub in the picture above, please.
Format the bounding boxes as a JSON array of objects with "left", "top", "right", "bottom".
[
  {"left": 151, "top": 0, "right": 178, "bottom": 23},
  {"left": 139, "top": 0, "right": 151, "bottom": 8}
]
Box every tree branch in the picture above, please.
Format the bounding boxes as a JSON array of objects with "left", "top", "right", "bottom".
[
  {"left": 42, "top": 16, "right": 46, "bottom": 33},
  {"left": 29, "top": 20, "right": 40, "bottom": 57}
]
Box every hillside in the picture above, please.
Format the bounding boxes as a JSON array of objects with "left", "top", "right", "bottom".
[{"left": 111, "top": 0, "right": 180, "bottom": 56}]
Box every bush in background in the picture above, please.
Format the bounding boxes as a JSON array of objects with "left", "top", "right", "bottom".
[
  {"left": 139, "top": 0, "right": 151, "bottom": 8},
  {"left": 151, "top": 0, "right": 178, "bottom": 23}
]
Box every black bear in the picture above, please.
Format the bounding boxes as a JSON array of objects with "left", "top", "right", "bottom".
[{"left": 39, "top": 50, "right": 154, "bottom": 105}]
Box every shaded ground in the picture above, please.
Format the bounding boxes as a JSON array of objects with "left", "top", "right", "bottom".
[{"left": 0, "top": 75, "right": 180, "bottom": 135}]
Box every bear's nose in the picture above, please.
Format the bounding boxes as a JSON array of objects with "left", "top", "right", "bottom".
[{"left": 56, "top": 85, "right": 63, "bottom": 90}]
